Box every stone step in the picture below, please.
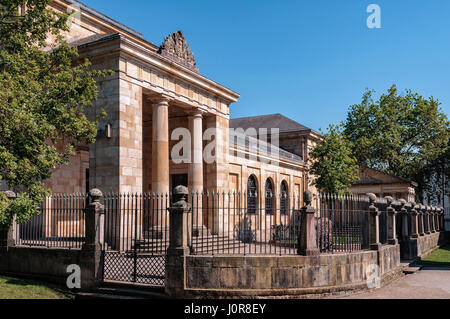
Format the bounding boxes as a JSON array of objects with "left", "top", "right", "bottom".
[{"left": 403, "top": 266, "right": 422, "bottom": 274}]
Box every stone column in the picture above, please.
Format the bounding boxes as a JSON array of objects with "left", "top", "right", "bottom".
[
  {"left": 298, "top": 191, "right": 319, "bottom": 256},
  {"left": 368, "top": 193, "right": 382, "bottom": 251},
  {"left": 188, "top": 110, "right": 205, "bottom": 236},
  {"left": 430, "top": 207, "right": 436, "bottom": 233},
  {"left": 419, "top": 205, "right": 425, "bottom": 236},
  {"left": 0, "top": 191, "right": 17, "bottom": 250},
  {"left": 152, "top": 96, "right": 171, "bottom": 195},
  {"left": 165, "top": 186, "right": 191, "bottom": 298},
  {"left": 399, "top": 200, "right": 409, "bottom": 241},
  {"left": 425, "top": 206, "right": 431, "bottom": 234},
  {"left": 435, "top": 207, "right": 441, "bottom": 232},
  {"left": 438, "top": 207, "right": 444, "bottom": 232},
  {"left": 385, "top": 196, "right": 398, "bottom": 245},
  {"left": 80, "top": 189, "right": 105, "bottom": 290},
  {"left": 409, "top": 203, "right": 419, "bottom": 239}
]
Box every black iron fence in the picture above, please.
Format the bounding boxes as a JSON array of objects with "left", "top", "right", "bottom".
[
  {"left": 15, "top": 194, "right": 87, "bottom": 249},
  {"left": 188, "top": 191, "right": 303, "bottom": 256},
  {"left": 11, "top": 190, "right": 447, "bottom": 257},
  {"left": 102, "top": 193, "right": 169, "bottom": 285},
  {"left": 315, "top": 194, "right": 370, "bottom": 253}
]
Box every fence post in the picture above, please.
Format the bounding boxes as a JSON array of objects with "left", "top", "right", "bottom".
[
  {"left": 419, "top": 205, "right": 425, "bottom": 236},
  {"left": 80, "top": 188, "right": 105, "bottom": 290},
  {"left": 438, "top": 207, "right": 444, "bottom": 232},
  {"left": 165, "top": 185, "right": 191, "bottom": 298},
  {"left": 298, "top": 190, "right": 319, "bottom": 256},
  {"left": 385, "top": 197, "right": 398, "bottom": 245},
  {"left": 431, "top": 207, "right": 437, "bottom": 233},
  {"left": 425, "top": 206, "right": 431, "bottom": 234},
  {"left": 0, "top": 191, "right": 17, "bottom": 250},
  {"left": 409, "top": 202, "right": 419, "bottom": 239},
  {"left": 368, "top": 193, "right": 381, "bottom": 251}
]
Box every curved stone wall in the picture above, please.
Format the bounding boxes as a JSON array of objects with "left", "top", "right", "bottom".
[{"left": 184, "top": 245, "right": 401, "bottom": 298}]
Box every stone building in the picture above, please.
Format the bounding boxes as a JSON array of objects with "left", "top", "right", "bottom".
[
  {"left": 34, "top": 0, "right": 320, "bottom": 212},
  {"left": 349, "top": 166, "right": 417, "bottom": 202}
]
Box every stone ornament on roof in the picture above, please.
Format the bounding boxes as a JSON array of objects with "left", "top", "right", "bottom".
[{"left": 158, "top": 31, "right": 199, "bottom": 73}]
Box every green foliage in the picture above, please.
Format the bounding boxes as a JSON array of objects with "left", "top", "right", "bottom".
[
  {"left": 343, "top": 85, "right": 449, "bottom": 201},
  {"left": 0, "top": 0, "right": 112, "bottom": 227},
  {"left": 308, "top": 124, "right": 359, "bottom": 194}
]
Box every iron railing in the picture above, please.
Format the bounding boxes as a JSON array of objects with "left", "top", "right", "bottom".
[
  {"left": 11, "top": 190, "right": 446, "bottom": 257},
  {"left": 315, "top": 194, "right": 370, "bottom": 253},
  {"left": 15, "top": 194, "right": 87, "bottom": 249},
  {"left": 188, "top": 191, "right": 303, "bottom": 256}
]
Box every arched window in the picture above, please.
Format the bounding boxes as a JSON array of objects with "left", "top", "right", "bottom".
[
  {"left": 247, "top": 175, "right": 257, "bottom": 214},
  {"left": 265, "top": 179, "right": 274, "bottom": 215},
  {"left": 280, "top": 181, "right": 288, "bottom": 215}
]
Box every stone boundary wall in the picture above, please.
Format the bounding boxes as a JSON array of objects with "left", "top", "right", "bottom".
[
  {"left": 0, "top": 247, "right": 101, "bottom": 289},
  {"left": 183, "top": 245, "right": 401, "bottom": 298},
  {"left": 417, "top": 232, "right": 449, "bottom": 258}
]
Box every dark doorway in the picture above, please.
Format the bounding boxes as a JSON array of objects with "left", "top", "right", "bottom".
[{"left": 171, "top": 174, "right": 188, "bottom": 193}]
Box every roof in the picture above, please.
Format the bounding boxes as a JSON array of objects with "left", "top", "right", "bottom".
[
  {"left": 65, "top": 0, "right": 145, "bottom": 39},
  {"left": 354, "top": 166, "right": 418, "bottom": 187},
  {"left": 68, "top": 33, "right": 116, "bottom": 47},
  {"left": 230, "top": 114, "right": 314, "bottom": 134}
]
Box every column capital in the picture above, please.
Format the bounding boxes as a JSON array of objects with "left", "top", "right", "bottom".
[
  {"left": 150, "top": 94, "right": 173, "bottom": 105},
  {"left": 187, "top": 108, "right": 207, "bottom": 118}
]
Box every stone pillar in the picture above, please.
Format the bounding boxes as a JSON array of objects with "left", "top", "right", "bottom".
[
  {"left": 385, "top": 196, "right": 398, "bottom": 245},
  {"left": 399, "top": 200, "right": 409, "bottom": 240},
  {"left": 298, "top": 191, "right": 319, "bottom": 256},
  {"left": 409, "top": 203, "right": 419, "bottom": 239},
  {"left": 425, "top": 206, "right": 431, "bottom": 234},
  {"left": 165, "top": 186, "right": 191, "bottom": 298},
  {"left": 419, "top": 205, "right": 425, "bottom": 236},
  {"left": 435, "top": 207, "right": 441, "bottom": 232},
  {"left": 0, "top": 191, "right": 17, "bottom": 250},
  {"left": 188, "top": 110, "right": 205, "bottom": 235},
  {"left": 430, "top": 207, "right": 436, "bottom": 233},
  {"left": 438, "top": 207, "right": 444, "bottom": 232},
  {"left": 80, "top": 189, "right": 105, "bottom": 290},
  {"left": 368, "top": 193, "right": 381, "bottom": 251},
  {"left": 152, "top": 96, "right": 171, "bottom": 195}
]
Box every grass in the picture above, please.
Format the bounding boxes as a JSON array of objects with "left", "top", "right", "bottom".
[
  {"left": 418, "top": 245, "right": 450, "bottom": 268},
  {"left": 0, "top": 276, "right": 73, "bottom": 299}
]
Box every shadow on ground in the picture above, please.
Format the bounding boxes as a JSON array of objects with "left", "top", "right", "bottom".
[{"left": 417, "top": 245, "right": 450, "bottom": 269}]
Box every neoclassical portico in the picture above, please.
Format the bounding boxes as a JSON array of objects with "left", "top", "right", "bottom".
[{"left": 149, "top": 94, "right": 206, "bottom": 197}]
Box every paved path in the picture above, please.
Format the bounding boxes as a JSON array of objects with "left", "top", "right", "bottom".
[{"left": 339, "top": 267, "right": 450, "bottom": 299}]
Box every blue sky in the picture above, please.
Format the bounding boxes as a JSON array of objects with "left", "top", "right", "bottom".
[{"left": 81, "top": 0, "right": 450, "bottom": 132}]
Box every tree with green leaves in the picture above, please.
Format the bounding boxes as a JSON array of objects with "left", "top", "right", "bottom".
[
  {"left": 343, "top": 85, "right": 449, "bottom": 202},
  {"left": 308, "top": 124, "right": 359, "bottom": 194},
  {"left": 0, "top": 0, "right": 111, "bottom": 228}
]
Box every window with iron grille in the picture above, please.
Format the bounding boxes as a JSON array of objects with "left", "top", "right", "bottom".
[
  {"left": 265, "top": 179, "right": 274, "bottom": 215},
  {"left": 280, "top": 181, "right": 288, "bottom": 215},
  {"left": 247, "top": 175, "right": 257, "bottom": 214}
]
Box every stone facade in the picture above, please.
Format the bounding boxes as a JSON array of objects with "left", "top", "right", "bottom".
[{"left": 44, "top": 0, "right": 317, "bottom": 213}]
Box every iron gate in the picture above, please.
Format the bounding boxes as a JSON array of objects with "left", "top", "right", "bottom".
[{"left": 102, "top": 193, "right": 169, "bottom": 286}]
